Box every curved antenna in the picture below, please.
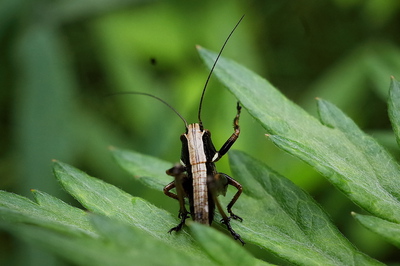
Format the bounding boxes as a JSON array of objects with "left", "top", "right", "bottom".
[
  {"left": 106, "top": 91, "right": 188, "bottom": 127},
  {"left": 197, "top": 14, "right": 244, "bottom": 125}
]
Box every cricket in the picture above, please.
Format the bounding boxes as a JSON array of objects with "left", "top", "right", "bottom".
[{"left": 114, "top": 15, "right": 245, "bottom": 244}]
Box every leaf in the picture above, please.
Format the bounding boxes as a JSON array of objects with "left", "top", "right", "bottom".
[
  {"left": 189, "top": 223, "right": 272, "bottom": 266},
  {"left": 52, "top": 160, "right": 205, "bottom": 257},
  {"left": 316, "top": 98, "right": 400, "bottom": 199},
  {"left": 0, "top": 189, "right": 95, "bottom": 237},
  {"left": 2, "top": 215, "right": 209, "bottom": 266},
  {"left": 1, "top": 151, "right": 383, "bottom": 265},
  {"left": 198, "top": 47, "right": 400, "bottom": 224},
  {"left": 3, "top": 161, "right": 260, "bottom": 265},
  {"left": 228, "top": 150, "right": 381, "bottom": 265},
  {"left": 388, "top": 76, "right": 400, "bottom": 147},
  {"left": 110, "top": 146, "right": 172, "bottom": 190},
  {"left": 112, "top": 145, "right": 381, "bottom": 265},
  {"left": 14, "top": 22, "right": 77, "bottom": 196},
  {"left": 352, "top": 212, "right": 400, "bottom": 249}
]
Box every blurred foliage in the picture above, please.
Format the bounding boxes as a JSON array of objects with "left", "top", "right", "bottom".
[{"left": 1, "top": 0, "right": 400, "bottom": 265}]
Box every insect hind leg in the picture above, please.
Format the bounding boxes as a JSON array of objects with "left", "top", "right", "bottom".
[
  {"left": 215, "top": 193, "right": 245, "bottom": 245},
  {"left": 221, "top": 173, "right": 243, "bottom": 222},
  {"left": 209, "top": 173, "right": 245, "bottom": 245}
]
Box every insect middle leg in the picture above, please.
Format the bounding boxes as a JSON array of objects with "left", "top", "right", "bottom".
[{"left": 164, "top": 164, "right": 190, "bottom": 232}]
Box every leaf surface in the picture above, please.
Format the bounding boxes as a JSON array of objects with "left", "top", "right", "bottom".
[
  {"left": 112, "top": 146, "right": 381, "bottom": 265},
  {"left": 352, "top": 212, "right": 400, "bottom": 249},
  {"left": 198, "top": 47, "right": 400, "bottom": 225},
  {"left": 52, "top": 160, "right": 203, "bottom": 256}
]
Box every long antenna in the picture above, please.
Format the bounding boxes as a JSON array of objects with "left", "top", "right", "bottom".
[
  {"left": 197, "top": 14, "right": 244, "bottom": 125},
  {"left": 106, "top": 91, "right": 188, "bottom": 127}
]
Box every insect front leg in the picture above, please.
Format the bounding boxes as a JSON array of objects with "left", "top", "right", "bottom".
[
  {"left": 212, "top": 102, "right": 241, "bottom": 162},
  {"left": 165, "top": 164, "right": 190, "bottom": 233}
]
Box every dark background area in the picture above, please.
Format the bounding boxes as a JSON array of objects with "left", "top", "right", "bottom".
[{"left": 1, "top": 0, "right": 400, "bottom": 265}]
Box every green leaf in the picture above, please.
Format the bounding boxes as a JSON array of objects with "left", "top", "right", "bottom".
[
  {"left": 189, "top": 223, "right": 272, "bottom": 266},
  {"left": 2, "top": 161, "right": 243, "bottom": 265},
  {"left": 110, "top": 146, "right": 172, "bottom": 190},
  {"left": 198, "top": 47, "right": 400, "bottom": 224},
  {"left": 2, "top": 215, "right": 209, "bottom": 266},
  {"left": 1, "top": 151, "right": 383, "bottom": 265},
  {"left": 352, "top": 212, "right": 400, "bottom": 249},
  {"left": 52, "top": 160, "right": 204, "bottom": 257},
  {"left": 113, "top": 145, "right": 380, "bottom": 265},
  {"left": 388, "top": 77, "right": 400, "bottom": 147},
  {"left": 0, "top": 189, "right": 95, "bottom": 237},
  {"left": 316, "top": 98, "right": 400, "bottom": 199},
  {"left": 228, "top": 150, "right": 381, "bottom": 265}
]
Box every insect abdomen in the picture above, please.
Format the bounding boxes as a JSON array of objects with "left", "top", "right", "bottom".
[
  {"left": 186, "top": 123, "right": 209, "bottom": 224},
  {"left": 192, "top": 162, "right": 209, "bottom": 224}
]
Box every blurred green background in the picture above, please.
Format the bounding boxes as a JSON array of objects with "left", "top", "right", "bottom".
[{"left": 1, "top": 0, "right": 400, "bottom": 265}]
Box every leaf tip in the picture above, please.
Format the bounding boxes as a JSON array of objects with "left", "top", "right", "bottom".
[
  {"left": 108, "top": 145, "right": 115, "bottom": 151},
  {"left": 196, "top": 45, "right": 203, "bottom": 51},
  {"left": 51, "top": 160, "right": 61, "bottom": 168}
]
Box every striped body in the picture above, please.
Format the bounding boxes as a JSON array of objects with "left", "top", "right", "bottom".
[
  {"left": 181, "top": 123, "right": 215, "bottom": 224},
  {"left": 164, "top": 102, "right": 244, "bottom": 244}
]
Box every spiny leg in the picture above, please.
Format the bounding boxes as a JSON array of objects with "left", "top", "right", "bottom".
[
  {"left": 165, "top": 164, "right": 190, "bottom": 233},
  {"left": 221, "top": 173, "right": 243, "bottom": 222},
  {"left": 212, "top": 102, "right": 241, "bottom": 162},
  {"left": 209, "top": 173, "right": 245, "bottom": 245},
  {"left": 213, "top": 190, "right": 245, "bottom": 245}
]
